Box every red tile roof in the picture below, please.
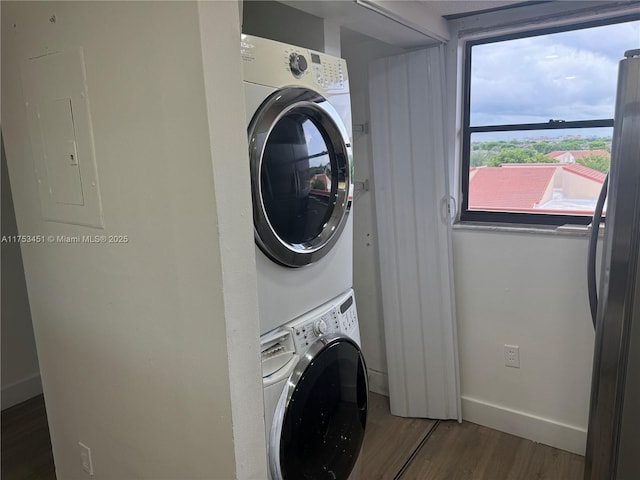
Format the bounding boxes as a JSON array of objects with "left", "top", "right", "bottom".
[
  {"left": 501, "top": 163, "right": 607, "bottom": 182},
  {"left": 562, "top": 163, "right": 607, "bottom": 182},
  {"left": 501, "top": 163, "right": 559, "bottom": 168},
  {"left": 547, "top": 150, "right": 610, "bottom": 160},
  {"left": 469, "top": 166, "right": 556, "bottom": 210}
]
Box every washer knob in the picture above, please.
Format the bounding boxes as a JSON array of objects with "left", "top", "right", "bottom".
[
  {"left": 313, "top": 319, "right": 328, "bottom": 335},
  {"left": 289, "top": 52, "right": 308, "bottom": 77}
]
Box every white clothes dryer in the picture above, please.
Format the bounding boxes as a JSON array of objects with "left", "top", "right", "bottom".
[
  {"left": 260, "top": 289, "right": 368, "bottom": 480},
  {"left": 241, "top": 35, "right": 354, "bottom": 334}
]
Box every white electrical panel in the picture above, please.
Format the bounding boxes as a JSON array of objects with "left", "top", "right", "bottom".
[
  {"left": 21, "top": 47, "right": 104, "bottom": 228},
  {"left": 37, "top": 98, "right": 84, "bottom": 205}
]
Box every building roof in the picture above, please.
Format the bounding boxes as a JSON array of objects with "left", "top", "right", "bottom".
[
  {"left": 500, "top": 163, "right": 607, "bottom": 182},
  {"left": 562, "top": 163, "right": 607, "bottom": 182},
  {"left": 469, "top": 166, "right": 556, "bottom": 210},
  {"left": 547, "top": 149, "right": 611, "bottom": 160},
  {"left": 469, "top": 163, "right": 607, "bottom": 213}
]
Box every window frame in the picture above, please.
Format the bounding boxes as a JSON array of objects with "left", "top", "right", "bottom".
[{"left": 460, "top": 14, "right": 639, "bottom": 226}]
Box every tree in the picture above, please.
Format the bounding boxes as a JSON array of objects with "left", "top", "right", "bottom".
[
  {"left": 576, "top": 155, "right": 610, "bottom": 173},
  {"left": 487, "top": 148, "right": 550, "bottom": 166},
  {"left": 471, "top": 151, "right": 489, "bottom": 167},
  {"left": 311, "top": 177, "right": 326, "bottom": 190},
  {"left": 587, "top": 140, "right": 609, "bottom": 150},
  {"left": 552, "top": 139, "right": 587, "bottom": 151},
  {"left": 531, "top": 141, "right": 551, "bottom": 154}
]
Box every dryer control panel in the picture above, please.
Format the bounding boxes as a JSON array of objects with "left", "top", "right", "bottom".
[
  {"left": 241, "top": 34, "right": 349, "bottom": 95},
  {"left": 308, "top": 51, "right": 346, "bottom": 91}
]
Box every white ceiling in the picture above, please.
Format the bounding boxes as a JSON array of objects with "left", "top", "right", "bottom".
[
  {"left": 421, "top": 1, "right": 531, "bottom": 18},
  {"left": 282, "top": 0, "right": 538, "bottom": 47}
]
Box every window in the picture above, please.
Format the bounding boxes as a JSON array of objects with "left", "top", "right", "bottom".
[{"left": 461, "top": 16, "right": 640, "bottom": 225}]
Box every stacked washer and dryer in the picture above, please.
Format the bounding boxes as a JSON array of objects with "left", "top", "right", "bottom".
[{"left": 241, "top": 35, "right": 368, "bottom": 480}]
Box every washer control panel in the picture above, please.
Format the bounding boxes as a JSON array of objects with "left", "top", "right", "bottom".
[
  {"left": 291, "top": 309, "right": 340, "bottom": 350},
  {"left": 339, "top": 295, "right": 358, "bottom": 335},
  {"left": 288, "top": 291, "right": 359, "bottom": 351}
]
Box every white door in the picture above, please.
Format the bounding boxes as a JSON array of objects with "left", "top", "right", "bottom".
[{"left": 369, "top": 46, "right": 460, "bottom": 420}]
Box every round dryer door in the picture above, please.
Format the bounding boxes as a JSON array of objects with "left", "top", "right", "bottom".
[
  {"left": 248, "top": 87, "right": 353, "bottom": 268},
  {"left": 269, "top": 335, "right": 368, "bottom": 480}
]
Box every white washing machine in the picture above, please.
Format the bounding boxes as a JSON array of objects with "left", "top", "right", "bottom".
[
  {"left": 261, "top": 289, "right": 368, "bottom": 480},
  {"left": 241, "top": 35, "right": 354, "bottom": 334}
]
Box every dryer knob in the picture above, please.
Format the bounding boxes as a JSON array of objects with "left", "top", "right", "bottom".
[
  {"left": 313, "top": 319, "right": 328, "bottom": 335},
  {"left": 289, "top": 53, "right": 308, "bottom": 77}
]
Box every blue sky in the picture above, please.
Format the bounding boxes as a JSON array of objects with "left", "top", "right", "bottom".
[{"left": 470, "top": 19, "right": 640, "bottom": 130}]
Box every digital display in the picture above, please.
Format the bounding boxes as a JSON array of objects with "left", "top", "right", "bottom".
[
  {"left": 311, "top": 53, "right": 321, "bottom": 64},
  {"left": 340, "top": 296, "right": 353, "bottom": 314}
]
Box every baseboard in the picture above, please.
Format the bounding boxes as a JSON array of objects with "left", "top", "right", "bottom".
[
  {"left": 1, "top": 373, "right": 43, "bottom": 410},
  {"left": 367, "top": 368, "right": 389, "bottom": 396},
  {"left": 461, "top": 396, "right": 587, "bottom": 455}
]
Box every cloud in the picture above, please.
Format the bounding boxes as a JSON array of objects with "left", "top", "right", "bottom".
[
  {"left": 469, "top": 20, "right": 638, "bottom": 126},
  {"left": 564, "top": 20, "right": 640, "bottom": 60}
]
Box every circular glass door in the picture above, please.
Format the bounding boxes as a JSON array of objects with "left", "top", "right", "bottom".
[
  {"left": 248, "top": 88, "right": 353, "bottom": 268},
  {"left": 270, "top": 336, "right": 368, "bottom": 480}
]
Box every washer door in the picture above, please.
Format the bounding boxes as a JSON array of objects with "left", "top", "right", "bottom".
[
  {"left": 269, "top": 335, "right": 368, "bottom": 480},
  {"left": 249, "top": 87, "right": 353, "bottom": 268}
]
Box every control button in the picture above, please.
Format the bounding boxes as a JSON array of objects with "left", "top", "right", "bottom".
[
  {"left": 289, "top": 52, "right": 308, "bottom": 77},
  {"left": 314, "top": 319, "right": 328, "bottom": 335}
]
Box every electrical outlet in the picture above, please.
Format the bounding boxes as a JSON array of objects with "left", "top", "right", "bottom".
[
  {"left": 504, "top": 345, "right": 520, "bottom": 368},
  {"left": 79, "top": 442, "right": 94, "bottom": 476}
]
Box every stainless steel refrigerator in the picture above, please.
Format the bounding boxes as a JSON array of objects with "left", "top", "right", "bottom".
[{"left": 585, "top": 49, "right": 640, "bottom": 480}]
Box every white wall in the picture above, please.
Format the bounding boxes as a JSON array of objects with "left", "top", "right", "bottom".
[
  {"left": 1, "top": 2, "right": 266, "bottom": 479},
  {"left": 453, "top": 229, "right": 595, "bottom": 454},
  {"left": 1, "top": 137, "right": 43, "bottom": 409},
  {"left": 197, "top": 3, "right": 268, "bottom": 476},
  {"left": 340, "top": 30, "right": 406, "bottom": 396}
]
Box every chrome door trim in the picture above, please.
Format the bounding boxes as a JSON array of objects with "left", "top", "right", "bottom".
[
  {"left": 585, "top": 51, "right": 640, "bottom": 480},
  {"left": 248, "top": 87, "right": 353, "bottom": 268},
  {"left": 268, "top": 334, "right": 367, "bottom": 480},
  {"left": 587, "top": 173, "right": 609, "bottom": 327}
]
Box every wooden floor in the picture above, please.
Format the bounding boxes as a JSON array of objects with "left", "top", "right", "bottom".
[
  {"left": 1, "top": 395, "right": 56, "bottom": 480},
  {"left": 1, "top": 393, "right": 584, "bottom": 480},
  {"left": 360, "top": 393, "right": 585, "bottom": 480}
]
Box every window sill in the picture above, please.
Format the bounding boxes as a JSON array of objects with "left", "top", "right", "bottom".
[{"left": 453, "top": 221, "right": 603, "bottom": 238}]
